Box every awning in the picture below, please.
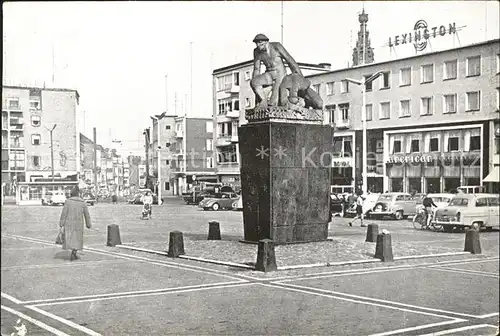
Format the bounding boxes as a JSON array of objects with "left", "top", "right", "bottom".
[{"left": 483, "top": 166, "right": 500, "bottom": 183}]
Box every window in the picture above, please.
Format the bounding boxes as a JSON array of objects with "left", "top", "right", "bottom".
[
  {"left": 448, "top": 137, "right": 459, "bottom": 151},
  {"left": 466, "top": 91, "right": 480, "bottom": 111},
  {"left": 165, "top": 142, "right": 171, "bottom": 148},
  {"left": 325, "top": 105, "right": 335, "bottom": 124},
  {"left": 443, "top": 60, "right": 457, "bottom": 80},
  {"left": 233, "top": 72, "right": 240, "bottom": 86},
  {"left": 364, "top": 75, "right": 373, "bottom": 91},
  {"left": 8, "top": 99, "right": 19, "bottom": 109},
  {"left": 421, "top": 64, "right": 434, "bottom": 83},
  {"left": 244, "top": 70, "right": 251, "bottom": 81},
  {"left": 475, "top": 198, "right": 488, "bottom": 207},
  {"left": 245, "top": 98, "right": 251, "bottom": 108},
  {"left": 443, "top": 94, "right": 457, "bottom": 114},
  {"left": 393, "top": 140, "right": 402, "bottom": 153},
  {"left": 206, "top": 121, "right": 213, "bottom": 133},
  {"left": 164, "top": 182, "right": 170, "bottom": 191},
  {"left": 326, "top": 82, "right": 334, "bottom": 95},
  {"left": 340, "top": 80, "right": 349, "bottom": 93},
  {"left": 31, "top": 115, "right": 41, "bottom": 127},
  {"left": 9, "top": 150, "right": 25, "bottom": 170},
  {"left": 365, "top": 104, "right": 373, "bottom": 121},
  {"left": 400, "top": 67, "right": 411, "bottom": 86},
  {"left": 488, "top": 197, "right": 499, "bottom": 206},
  {"left": 165, "top": 160, "right": 170, "bottom": 165},
  {"left": 466, "top": 56, "right": 481, "bottom": 77},
  {"left": 339, "top": 103, "right": 349, "bottom": 120},
  {"left": 379, "top": 102, "right": 390, "bottom": 119},
  {"left": 206, "top": 139, "right": 213, "bottom": 151},
  {"left": 380, "top": 72, "right": 391, "bottom": 89},
  {"left": 29, "top": 100, "right": 40, "bottom": 110},
  {"left": 165, "top": 125, "right": 171, "bottom": 130},
  {"left": 420, "top": 97, "right": 433, "bottom": 115},
  {"left": 31, "top": 134, "right": 41, "bottom": 145},
  {"left": 312, "top": 84, "right": 320, "bottom": 93},
  {"left": 32, "top": 156, "right": 41, "bottom": 167},
  {"left": 343, "top": 139, "right": 352, "bottom": 155},
  {"left": 399, "top": 100, "right": 411, "bottom": 117},
  {"left": 470, "top": 135, "right": 480, "bottom": 151},
  {"left": 411, "top": 139, "right": 420, "bottom": 153},
  {"left": 430, "top": 138, "right": 439, "bottom": 152},
  {"left": 206, "top": 157, "right": 214, "bottom": 168}
]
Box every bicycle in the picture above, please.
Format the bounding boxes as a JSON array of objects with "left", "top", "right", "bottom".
[{"left": 412, "top": 207, "right": 443, "bottom": 231}]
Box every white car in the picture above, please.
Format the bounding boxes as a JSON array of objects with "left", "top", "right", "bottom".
[{"left": 42, "top": 191, "right": 66, "bottom": 206}]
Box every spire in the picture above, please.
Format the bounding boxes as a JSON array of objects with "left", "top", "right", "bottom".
[{"left": 352, "top": 8, "right": 375, "bottom": 66}]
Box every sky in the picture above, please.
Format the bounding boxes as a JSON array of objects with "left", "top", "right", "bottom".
[{"left": 3, "top": 1, "right": 499, "bottom": 156}]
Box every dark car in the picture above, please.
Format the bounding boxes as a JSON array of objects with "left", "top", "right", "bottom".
[
  {"left": 82, "top": 193, "right": 96, "bottom": 206},
  {"left": 183, "top": 191, "right": 210, "bottom": 205}
]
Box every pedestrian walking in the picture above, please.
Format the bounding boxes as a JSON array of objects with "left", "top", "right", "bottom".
[
  {"left": 59, "top": 186, "right": 92, "bottom": 261},
  {"left": 349, "top": 191, "right": 366, "bottom": 227},
  {"left": 141, "top": 191, "right": 153, "bottom": 219},
  {"left": 111, "top": 193, "right": 118, "bottom": 204}
]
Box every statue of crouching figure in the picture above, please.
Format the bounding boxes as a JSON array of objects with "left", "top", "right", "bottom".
[{"left": 279, "top": 73, "right": 323, "bottom": 110}]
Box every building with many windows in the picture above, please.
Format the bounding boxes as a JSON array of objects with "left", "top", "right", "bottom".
[
  {"left": 2, "top": 86, "right": 81, "bottom": 196},
  {"left": 307, "top": 38, "right": 499, "bottom": 194},
  {"left": 212, "top": 60, "right": 332, "bottom": 189}
]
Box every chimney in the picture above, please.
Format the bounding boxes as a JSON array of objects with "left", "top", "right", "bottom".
[{"left": 318, "top": 63, "right": 332, "bottom": 70}]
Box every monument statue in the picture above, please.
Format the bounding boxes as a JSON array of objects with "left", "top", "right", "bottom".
[{"left": 249, "top": 33, "right": 324, "bottom": 120}]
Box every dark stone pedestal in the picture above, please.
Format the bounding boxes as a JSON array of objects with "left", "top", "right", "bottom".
[
  {"left": 374, "top": 233, "right": 394, "bottom": 262},
  {"left": 464, "top": 229, "right": 481, "bottom": 254},
  {"left": 168, "top": 231, "right": 185, "bottom": 257},
  {"left": 107, "top": 224, "right": 122, "bottom": 247},
  {"left": 238, "top": 121, "right": 332, "bottom": 244}
]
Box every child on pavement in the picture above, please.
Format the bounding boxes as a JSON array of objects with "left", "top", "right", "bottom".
[{"left": 349, "top": 191, "right": 367, "bottom": 227}]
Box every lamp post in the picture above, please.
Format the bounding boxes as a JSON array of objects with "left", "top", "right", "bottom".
[
  {"left": 344, "top": 71, "right": 383, "bottom": 195},
  {"left": 45, "top": 124, "right": 57, "bottom": 182}
]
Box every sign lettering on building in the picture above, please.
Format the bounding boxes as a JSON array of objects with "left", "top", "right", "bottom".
[
  {"left": 332, "top": 157, "right": 353, "bottom": 168},
  {"left": 388, "top": 20, "right": 457, "bottom": 51},
  {"left": 386, "top": 152, "right": 480, "bottom": 164}
]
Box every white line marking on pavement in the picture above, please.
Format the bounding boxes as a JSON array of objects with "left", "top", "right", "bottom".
[
  {"left": 30, "top": 283, "right": 255, "bottom": 307},
  {"left": 259, "top": 283, "right": 465, "bottom": 321},
  {"left": 426, "top": 267, "right": 500, "bottom": 279},
  {"left": 1, "top": 260, "right": 133, "bottom": 271},
  {"left": 417, "top": 323, "right": 499, "bottom": 336},
  {"left": 477, "top": 312, "right": 500, "bottom": 318},
  {"left": 277, "top": 266, "right": 417, "bottom": 282},
  {"left": 272, "top": 282, "right": 481, "bottom": 319},
  {"left": 1, "top": 305, "right": 70, "bottom": 336},
  {"left": 369, "top": 320, "right": 466, "bottom": 336},
  {"left": 1, "top": 246, "right": 59, "bottom": 251},
  {"left": 22, "top": 281, "right": 247, "bottom": 306},
  {"left": 429, "top": 266, "right": 499, "bottom": 277},
  {"left": 1, "top": 292, "right": 23, "bottom": 304},
  {"left": 26, "top": 306, "right": 102, "bottom": 336}
]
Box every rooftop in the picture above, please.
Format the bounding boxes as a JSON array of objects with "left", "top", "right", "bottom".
[{"left": 2, "top": 85, "right": 80, "bottom": 103}]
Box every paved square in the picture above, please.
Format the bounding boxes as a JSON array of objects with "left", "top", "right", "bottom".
[{"left": 35, "top": 283, "right": 452, "bottom": 336}]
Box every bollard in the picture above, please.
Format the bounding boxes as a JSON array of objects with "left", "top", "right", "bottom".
[
  {"left": 374, "top": 232, "right": 393, "bottom": 262},
  {"left": 365, "top": 224, "right": 379, "bottom": 243},
  {"left": 464, "top": 229, "right": 481, "bottom": 254},
  {"left": 167, "top": 231, "right": 185, "bottom": 257},
  {"left": 208, "top": 221, "right": 221, "bottom": 240},
  {"left": 107, "top": 224, "right": 122, "bottom": 247},
  {"left": 255, "top": 239, "right": 277, "bottom": 272}
]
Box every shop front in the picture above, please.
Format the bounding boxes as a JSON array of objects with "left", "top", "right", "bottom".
[{"left": 384, "top": 125, "right": 483, "bottom": 193}]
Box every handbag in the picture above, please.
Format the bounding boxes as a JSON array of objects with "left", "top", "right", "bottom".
[{"left": 55, "top": 227, "right": 64, "bottom": 245}]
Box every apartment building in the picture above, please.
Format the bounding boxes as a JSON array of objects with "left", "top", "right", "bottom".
[
  {"left": 307, "top": 38, "right": 499, "bottom": 193},
  {"left": 2, "top": 86, "right": 81, "bottom": 195},
  {"left": 149, "top": 115, "right": 216, "bottom": 195},
  {"left": 212, "top": 61, "right": 331, "bottom": 189}
]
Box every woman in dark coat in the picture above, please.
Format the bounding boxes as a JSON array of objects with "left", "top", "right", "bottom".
[{"left": 59, "top": 186, "right": 92, "bottom": 261}]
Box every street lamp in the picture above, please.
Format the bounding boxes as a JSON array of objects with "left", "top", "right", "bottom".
[
  {"left": 45, "top": 124, "right": 57, "bottom": 182},
  {"left": 344, "top": 71, "right": 383, "bottom": 195},
  {"left": 150, "top": 112, "right": 167, "bottom": 205}
]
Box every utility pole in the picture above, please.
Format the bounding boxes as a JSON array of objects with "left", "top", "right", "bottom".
[
  {"left": 93, "top": 127, "right": 98, "bottom": 195},
  {"left": 46, "top": 124, "right": 57, "bottom": 182}
]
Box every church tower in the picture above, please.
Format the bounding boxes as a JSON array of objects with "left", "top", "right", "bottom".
[{"left": 352, "top": 8, "right": 375, "bottom": 66}]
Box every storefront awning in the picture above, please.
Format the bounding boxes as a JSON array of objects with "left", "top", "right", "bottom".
[{"left": 483, "top": 167, "right": 499, "bottom": 183}]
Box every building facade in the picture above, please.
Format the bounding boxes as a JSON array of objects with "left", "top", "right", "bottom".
[
  {"left": 212, "top": 60, "right": 332, "bottom": 190},
  {"left": 2, "top": 86, "right": 81, "bottom": 195},
  {"left": 307, "top": 38, "right": 499, "bottom": 193}
]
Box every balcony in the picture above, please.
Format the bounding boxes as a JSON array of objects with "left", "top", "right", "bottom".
[
  {"left": 9, "top": 118, "right": 24, "bottom": 131},
  {"left": 215, "top": 136, "right": 232, "bottom": 147},
  {"left": 226, "top": 110, "right": 240, "bottom": 118},
  {"left": 217, "top": 162, "right": 240, "bottom": 174},
  {"left": 175, "top": 130, "right": 184, "bottom": 138},
  {"left": 224, "top": 84, "right": 240, "bottom": 94},
  {"left": 335, "top": 119, "right": 351, "bottom": 129}
]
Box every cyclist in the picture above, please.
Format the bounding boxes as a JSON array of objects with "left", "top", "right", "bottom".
[{"left": 422, "top": 194, "right": 438, "bottom": 228}]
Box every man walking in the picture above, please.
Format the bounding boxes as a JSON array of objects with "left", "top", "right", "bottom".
[{"left": 349, "top": 191, "right": 366, "bottom": 227}]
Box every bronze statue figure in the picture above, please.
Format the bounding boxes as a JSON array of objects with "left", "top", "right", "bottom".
[
  {"left": 279, "top": 73, "right": 323, "bottom": 110},
  {"left": 250, "top": 34, "right": 303, "bottom": 109}
]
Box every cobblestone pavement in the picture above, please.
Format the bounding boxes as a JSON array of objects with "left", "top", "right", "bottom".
[{"left": 1, "top": 200, "right": 498, "bottom": 335}]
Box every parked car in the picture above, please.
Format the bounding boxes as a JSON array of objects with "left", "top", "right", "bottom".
[
  {"left": 415, "top": 193, "right": 454, "bottom": 212},
  {"left": 232, "top": 196, "right": 243, "bottom": 211},
  {"left": 42, "top": 191, "right": 66, "bottom": 206},
  {"left": 432, "top": 193, "right": 499, "bottom": 232},
  {"left": 82, "top": 193, "right": 96, "bottom": 206},
  {"left": 370, "top": 192, "right": 417, "bottom": 220},
  {"left": 345, "top": 193, "right": 381, "bottom": 218},
  {"left": 199, "top": 192, "right": 239, "bottom": 211},
  {"left": 183, "top": 190, "right": 211, "bottom": 205},
  {"left": 456, "top": 185, "right": 486, "bottom": 194}
]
